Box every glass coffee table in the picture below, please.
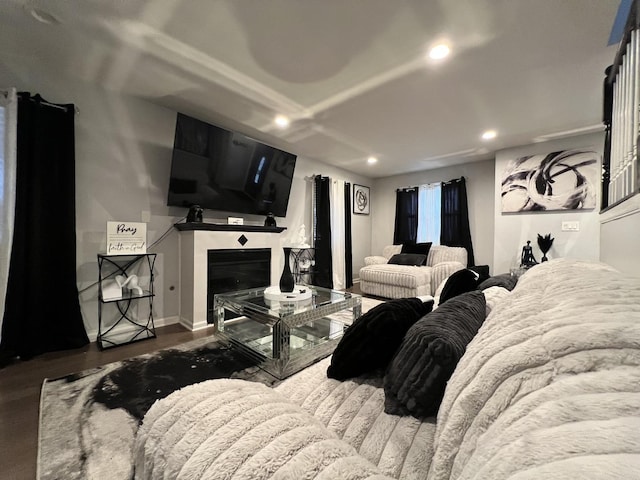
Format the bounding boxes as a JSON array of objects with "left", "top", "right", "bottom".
[{"left": 213, "top": 286, "right": 362, "bottom": 379}]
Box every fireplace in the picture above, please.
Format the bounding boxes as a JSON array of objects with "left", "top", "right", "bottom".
[
  {"left": 207, "top": 248, "right": 271, "bottom": 323},
  {"left": 176, "top": 225, "right": 286, "bottom": 331}
]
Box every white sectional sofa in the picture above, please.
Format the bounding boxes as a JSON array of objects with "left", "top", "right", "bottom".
[
  {"left": 134, "top": 259, "right": 640, "bottom": 479},
  {"left": 359, "top": 244, "right": 467, "bottom": 298}
]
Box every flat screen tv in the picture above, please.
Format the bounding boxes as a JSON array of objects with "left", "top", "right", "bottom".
[{"left": 167, "top": 113, "right": 297, "bottom": 218}]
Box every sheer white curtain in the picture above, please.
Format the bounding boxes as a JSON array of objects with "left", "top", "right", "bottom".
[
  {"left": 418, "top": 182, "right": 441, "bottom": 244},
  {"left": 0, "top": 88, "right": 18, "bottom": 342},
  {"left": 330, "top": 179, "right": 346, "bottom": 290}
]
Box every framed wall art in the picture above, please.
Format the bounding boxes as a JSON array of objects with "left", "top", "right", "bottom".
[
  {"left": 353, "top": 184, "right": 370, "bottom": 215},
  {"left": 501, "top": 149, "right": 600, "bottom": 213}
]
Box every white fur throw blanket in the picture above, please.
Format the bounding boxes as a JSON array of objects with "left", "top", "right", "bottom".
[
  {"left": 428, "top": 259, "right": 640, "bottom": 479},
  {"left": 134, "top": 378, "right": 396, "bottom": 479},
  {"left": 275, "top": 358, "right": 436, "bottom": 478},
  {"left": 133, "top": 361, "right": 436, "bottom": 479}
]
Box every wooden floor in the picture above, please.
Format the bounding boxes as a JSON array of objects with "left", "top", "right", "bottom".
[
  {"left": 0, "top": 323, "right": 214, "bottom": 480},
  {"left": 0, "top": 283, "right": 364, "bottom": 480}
]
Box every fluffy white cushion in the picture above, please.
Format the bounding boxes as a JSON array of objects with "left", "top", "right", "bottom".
[{"left": 134, "top": 379, "right": 393, "bottom": 480}]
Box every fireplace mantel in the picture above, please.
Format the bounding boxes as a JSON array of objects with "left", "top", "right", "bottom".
[{"left": 175, "top": 222, "right": 286, "bottom": 233}]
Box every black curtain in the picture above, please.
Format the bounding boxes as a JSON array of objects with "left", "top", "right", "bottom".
[
  {"left": 344, "top": 182, "right": 353, "bottom": 289},
  {"left": 393, "top": 188, "right": 418, "bottom": 245},
  {"left": 313, "top": 176, "right": 333, "bottom": 288},
  {"left": 441, "top": 177, "right": 475, "bottom": 266},
  {"left": 0, "top": 93, "right": 88, "bottom": 364}
]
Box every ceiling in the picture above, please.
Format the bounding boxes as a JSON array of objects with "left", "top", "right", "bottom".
[{"left": 0, "top": 0, "right": 621, "bottom": 178}]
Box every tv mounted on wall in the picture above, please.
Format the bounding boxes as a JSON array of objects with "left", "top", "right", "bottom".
[{"left": 167, "top": 113, "right": 297, "bottom": 218}]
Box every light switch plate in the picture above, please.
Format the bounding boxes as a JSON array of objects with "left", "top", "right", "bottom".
[{"left": 561, "top": 221, "right": 580, "bottom": 232}]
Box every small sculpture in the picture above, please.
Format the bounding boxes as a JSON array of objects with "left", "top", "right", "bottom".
[
  {"left": 187, "top": 204, "right": 203, "bottom": 223},
  {"left": 126, "top": 275, "right": 144, "bottom": 295},
  {"left": 264, "top": 212, "right": 277, "bottom": 227},
  {"left": 115, "top": 274, "right": 144, "bottom": 295},
  {"left": 520, "top": 240, "right": 538, "bottom": 268},
  {"left": 115, "top": 275, "right": 127, "bottom": 288},
  {"left": 296, "top": 224, "right": 310, "bottom": 248}
]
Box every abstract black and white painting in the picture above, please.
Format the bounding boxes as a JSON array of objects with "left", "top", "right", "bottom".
[
  {"left": 353, "top": 184, "right": 370, "bottom": 215},
  {"left": 501, "top": 149, "right": 599, "bottom": 212}
]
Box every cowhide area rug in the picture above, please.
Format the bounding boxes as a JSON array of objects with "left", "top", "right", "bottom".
[
  {"left": 38, "top": 337, "right": 277, "bottom": 480},
  {"left": 38, "top": 297, "right": 381, "bottom": 480}
]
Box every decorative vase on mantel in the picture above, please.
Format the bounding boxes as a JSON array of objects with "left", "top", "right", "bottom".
[
  {"left": 264, "top": 212, "right": 277, "bottom": 227},
  {"left": 279, "top": 247, "right": 295, "bottom": 293}
]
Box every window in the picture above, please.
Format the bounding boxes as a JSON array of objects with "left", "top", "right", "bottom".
[
  {"left": 1, "top": 96, "right": 15, "bottom": 342},
  {"left": 417, "top": 182, "right": 441, "bottom": 244}
]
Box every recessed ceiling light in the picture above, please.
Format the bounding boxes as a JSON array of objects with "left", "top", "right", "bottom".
[
  {"left": 367, "top": 156, "right": 378, "bottom": 165},
  {"left": 29, "top": 7, "right": 61, "bottom": 25},
  {"left": 274, "top": 115, "right": 290, "bottom": 128},
  {"left": 481, "top": 130, "right": 497, "bottom": 140},
  {"left": 428, "top": 43, "right": 450, "bottom": 60}
]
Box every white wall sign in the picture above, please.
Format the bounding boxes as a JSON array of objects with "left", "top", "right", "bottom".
[{"left": 106, "top": 221, "right": 147, "bottom": 255}]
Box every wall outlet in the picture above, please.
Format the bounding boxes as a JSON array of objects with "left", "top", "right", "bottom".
[
  {"left": 561, "top": 221, "right": 580, "bottom": 232},
  {"left": 141, "top": 210, "right": 151, "bottom": 223}
]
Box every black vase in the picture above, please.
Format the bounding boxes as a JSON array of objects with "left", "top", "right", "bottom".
[
  {"left": 279, "top": 247, "right": 295, "bottom": 293},
  {"left": 264, "top": 213, "right": 277, "bottom": 227}
]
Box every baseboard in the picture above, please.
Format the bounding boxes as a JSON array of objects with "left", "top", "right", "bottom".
[{"left": 178, "top": 316, "right": 210, "bottom": 332}]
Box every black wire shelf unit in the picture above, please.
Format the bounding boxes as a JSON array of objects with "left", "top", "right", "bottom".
[{"left": 97, "top": 253, "right": 157, "bottom": 350}]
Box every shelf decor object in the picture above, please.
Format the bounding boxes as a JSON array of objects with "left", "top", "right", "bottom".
[
  {"left": 101, "top": 279, "right": 123, "bottom": 301},
  {"left": 294, "top": 224, "right": 310, "bottom": 248}
]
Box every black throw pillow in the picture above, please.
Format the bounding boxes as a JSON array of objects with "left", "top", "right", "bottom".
[
  {"left": 383, "top": 291, "right": 487, "bottom": 419},
  {"left": 387, "top": 253, "right": 427, "bottom": 266},
  {"left": 478, "top": 273, "right": 518, "bottom": 291},
  {"left": 439, "top": 269, "right": 482, "bottom": 304},
  {"left": 401, "top": 242, "right": 432, "bottom": 265},
  {"left": 327, "top": 298, "right": 434, "bottom": 381},
  {"left": 468, "top": 265, "right": 490, "bottom": 284}
]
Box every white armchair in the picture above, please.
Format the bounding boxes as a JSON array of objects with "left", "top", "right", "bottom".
[{"left": 359, "top": 244, "right": 467, "bottom": 298}]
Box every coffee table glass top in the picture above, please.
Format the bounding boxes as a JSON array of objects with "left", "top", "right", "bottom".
[
  {"left": 213, "top": 285, "right": 362, "bottom": 379},
  {"left": 214, "top": 285, "right": 357, "bottom": 326}
]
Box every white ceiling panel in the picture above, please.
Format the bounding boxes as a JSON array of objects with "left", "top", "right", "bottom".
[{"left": 0, "top": 0, "right": 621, "bottom": 178}]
